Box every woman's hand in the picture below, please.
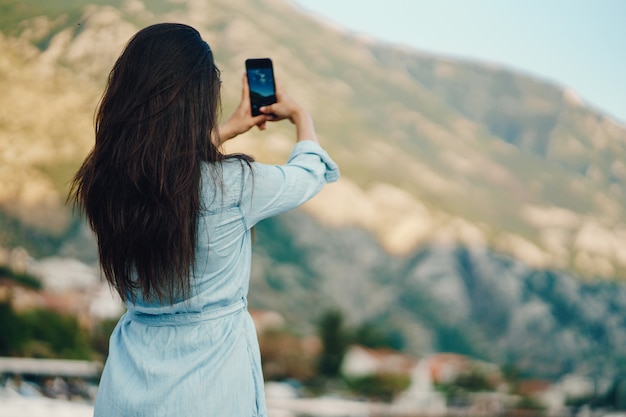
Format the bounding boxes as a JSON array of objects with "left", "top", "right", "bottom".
[
  {"left": 258, "top": 80, "right": 304, "bottom": 123},
  {"left": 260, "top": 81, "right": 318, "bottom": 144},
  {"left": 216, "top": 74, "right": 268, "bottom": 145}
]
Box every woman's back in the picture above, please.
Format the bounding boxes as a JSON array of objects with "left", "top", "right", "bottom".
[
  {"left": 73, "top": 23, "right": 339, "bottom": 417},
  {"left": 94, "top": 143, "right": 337, "bottom": 417}
]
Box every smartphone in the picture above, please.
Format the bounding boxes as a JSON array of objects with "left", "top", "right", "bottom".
[{"left": 245, "top": 58, "right": 277, "bottom": 116}]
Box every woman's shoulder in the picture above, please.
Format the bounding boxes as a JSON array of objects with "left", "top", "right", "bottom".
[
  {"left": 200, "top": 157, "right": 253, "bottom": 208},
  {"left": 201, "top": 157, "right": 252, "bottom": 178}
]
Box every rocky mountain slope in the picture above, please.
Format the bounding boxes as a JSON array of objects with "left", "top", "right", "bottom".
[
  {"left": 251, "top": 211, "right": 626, "bottom": 378},
  {"left": 1, "top": 0, "right": 625, "bottom": 378}
]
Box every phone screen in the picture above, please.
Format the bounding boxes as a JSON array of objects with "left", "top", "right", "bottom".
[{"left": 246, "top": 58, "right": 276, "bottom": 116}]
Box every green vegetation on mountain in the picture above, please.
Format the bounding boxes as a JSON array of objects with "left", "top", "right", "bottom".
[{"left": 1, "top": 0, "right": 625, "bottom": 278}]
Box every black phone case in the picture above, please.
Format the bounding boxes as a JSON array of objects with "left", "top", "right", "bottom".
[{"left": 246, "top": 58, "right": 277, "bottom": 116}]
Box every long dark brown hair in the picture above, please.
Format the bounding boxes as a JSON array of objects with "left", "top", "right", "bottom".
[{"left": 69, "top": 23, "right": 227, "bottom": 303}]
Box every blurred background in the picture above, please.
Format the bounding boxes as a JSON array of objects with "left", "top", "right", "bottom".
[{"left": 1, "top": 0, "right": 626, "bottom": 416}]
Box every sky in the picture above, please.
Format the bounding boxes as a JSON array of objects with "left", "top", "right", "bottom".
[{"left": 293, "top": 0, "right": 626, "bottom": 124}]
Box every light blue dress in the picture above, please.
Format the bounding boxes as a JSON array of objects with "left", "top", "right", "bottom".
[{"left": 94, "top": 140, "right": 339, "bottom": 417}]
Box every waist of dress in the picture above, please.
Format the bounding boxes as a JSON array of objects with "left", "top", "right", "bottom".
[{"left": 127, "top": 298, "right": 247, "bottom": 326}]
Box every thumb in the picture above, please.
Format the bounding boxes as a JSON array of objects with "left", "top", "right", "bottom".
[
  {"left": 259, "top": 105, "right": 281, "bottom": 121},
  {"left": 241, "top": 73, "right": 250, "bottom": 99},
  {"left": 251, "top": 114, "right": 268, "bottom": 125},
  {"left": 259, "top": 104, "right": 274, "bottom": 114}
]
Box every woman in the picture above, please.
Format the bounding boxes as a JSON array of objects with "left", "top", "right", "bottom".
[{"left": 69, "top": 23, "right": 338, "bottom": 416}]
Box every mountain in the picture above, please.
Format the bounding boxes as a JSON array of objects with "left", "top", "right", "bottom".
[
  {"left": 251, "top": 211, "right": 626, "bottom": 378},
  {"left": 0, "top": 0, "right": 625, "bottom": 378}
]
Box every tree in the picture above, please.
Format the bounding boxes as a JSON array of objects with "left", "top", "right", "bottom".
[
  {"left": 317, "top": 310, "right": 349, "bottom": 377},
  {"left": 354, "top": 321, "right": 405, "bottom": 350},
  {"left": 20, "top": 309, "right": 91, "bottom": 359},
  {"left": 344, "top": 373, "right": 411, "bottom": 402},
  {"left": 0, "top": 301, "right": 26, "bottom": 355}
]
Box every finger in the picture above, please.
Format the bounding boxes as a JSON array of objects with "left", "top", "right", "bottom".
[
  {"left": 251, "top": 114, "right": 267, "bottom": 125},
  {"left": 259, "top": 109, "right": 280, "bottom": 122},
  {"left": 257, "top": 121, "right": 266, "bottom": 130},
  {"left": 241, "top": 73, "right": 250, "bottom": 100},
  {"left": 259, "top": 105, "right": 273, "bottom": 114}
]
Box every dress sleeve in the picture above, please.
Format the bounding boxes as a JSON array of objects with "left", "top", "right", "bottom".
[{"left": 239, "top": 140, "right": 339, "bottom": 229}]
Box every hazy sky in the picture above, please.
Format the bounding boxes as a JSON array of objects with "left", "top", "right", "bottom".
[{"left": 294, "top": 0, "right": 626, "bottom": 124}]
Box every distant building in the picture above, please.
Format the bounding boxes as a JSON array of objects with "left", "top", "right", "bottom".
[
  {"left": 394, "top": 356, "right": 447, "bottom": 416},
  {"left": 0, "top": 255, "right": 123, "bottom": 328},
  {"left": 424, "top": 353, "right": 470, "bottom": 385},
  {"left": 249, "top": 310, "right": 286, "bottom": 334},
  {"left": 517, "top": 379, "right": 565, "bottom": 414},
  {"left": 340, "top": 345, "right": 446, "bottom": 415},
  {"left": 0, "top": 278, "right": 90, "bottom": 315},
  {"left": 8, "top": 247, "right": 30, "bottom": 275},
  {"left": 341, "top": 345, "right": 418, "bottom": 378}
]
